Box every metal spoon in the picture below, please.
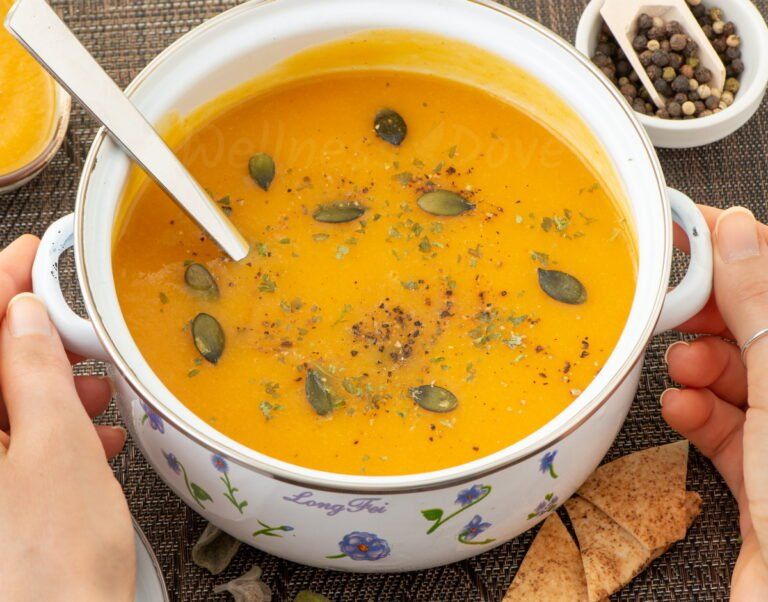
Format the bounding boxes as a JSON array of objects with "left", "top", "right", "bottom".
[{"left": 5, "top": 0, "right": 250, "bottom": 261}]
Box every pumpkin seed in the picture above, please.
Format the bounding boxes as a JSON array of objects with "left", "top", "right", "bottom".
[
  {"left": 410, "top": 384, "right": 458, "bottom": 413},
  {"left": 305, "top": 369, "right": 333, "bottom": 416},
  {"left": 192, "top": 313, "right": 225, "bottom": 364},
  {"left": 312, "top": 201, "right": 366, "bottom": 223},
  {"left": 295, "top": 592, "right": 331, "bottom": 602},
  {"left": 537, "top": 268, "right": 587, "bottom": 305},
  {"left": 184, "top": 263, "right": 219, "bottom": 298},
  {"left": 374, "top": 108, "right": 407, "bottom": 146},
  {"left": 417, "top": 190, "right": 475, "bottom": 216},
  {"left": 249, "top": 153, "right": 275, "bottom": 191}
]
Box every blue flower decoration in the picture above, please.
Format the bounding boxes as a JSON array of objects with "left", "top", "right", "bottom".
[
  {"left": 456, "top": 484, "right": 485, "bottom": 507},
  {"left": 162, "top": 450, "right": 181, "bottom": 475},
  {"left": 539, "top": 450, "right": 558, "bottom": 479},
  {"left": 338, "top": 531, "right": 391, "bottom": 561},
  {"left": 461, "top": 515, "right": 491, "bottom": 541},
  {"left": 527, "top": 493, "right": 559, "bottom": 519},
  {"left": 282, "top": 525, "right": 295, "bottom": 532},
  {"left": 211, "top": 453, "right": 229, "bottom": 474},
  {"left": 141, "top": 401, "right": 165, "bottom": 433}
]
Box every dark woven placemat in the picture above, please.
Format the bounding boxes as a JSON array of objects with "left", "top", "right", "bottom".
[{"left": 2, "top": 0, "right": 766, "bottom": 599}]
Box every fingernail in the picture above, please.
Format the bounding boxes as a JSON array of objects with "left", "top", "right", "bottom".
[
  {"left": 98, "top": 375, "right": 117, "bottom": 398},
  {"left": 664, "top": 340, "right": 690, "bottom": 365},
  {"left": 7, "top": 293, "right": 51, "bottom": 338},
  {"left": 715, "top": 207, "right": 760, "bottom": 264},
  {"left": 110, "top": 425, "right": 127, "bottom": 438},
  {"left": 659, "top": 387, "right": 678, "bottom": 407}
]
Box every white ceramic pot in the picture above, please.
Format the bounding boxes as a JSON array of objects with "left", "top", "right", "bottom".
[{"left": 32, "top": 0, "right": 714, "bottom": 572}]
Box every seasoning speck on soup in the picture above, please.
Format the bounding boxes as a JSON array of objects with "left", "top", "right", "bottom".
[{"left": 113, "top": 70, "right": 636, "bottom": 476}]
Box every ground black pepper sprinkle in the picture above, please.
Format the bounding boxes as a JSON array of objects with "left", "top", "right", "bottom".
[{"left": 591, "top": 0, "right": 743, "bottom": 119}]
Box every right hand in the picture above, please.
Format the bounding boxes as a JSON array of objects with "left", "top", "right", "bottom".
[{"left": 663, "top": 205, "right": 768, "bottom": 600}]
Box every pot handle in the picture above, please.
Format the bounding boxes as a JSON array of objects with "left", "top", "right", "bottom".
[
  {"left": 653, "top": 188, "right": 713, "bottom": 335},
  {"left": 32, "top": 213, "right": 110, "bottom": 362}
]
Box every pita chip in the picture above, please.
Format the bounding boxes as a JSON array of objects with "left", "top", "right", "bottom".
[
  {"left": 576, "top": 440, "right": 689, "bottom": 550},
  {"left": 565, "top": 496, "right": 650, "bottom": 602},
  {"left": 503, "top": 513, "right": 588, "bottom": 602}
]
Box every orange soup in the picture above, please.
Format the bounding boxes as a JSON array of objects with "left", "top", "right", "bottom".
[{"left": 114, "top": 70, "right": 636, "bottom": 475}]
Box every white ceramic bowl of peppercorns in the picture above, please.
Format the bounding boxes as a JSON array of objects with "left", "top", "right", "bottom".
[{"left": 576, "top": 0, "right": 768, "bottom": 147}]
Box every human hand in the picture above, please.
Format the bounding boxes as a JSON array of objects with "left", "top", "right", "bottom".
[
  {"left": 0, "top": 236, "right": 135, "bottom": 601},
  {"left": 663, "top": 205, "right": 768, "bottom": 600},
  {"left": 0, "top": 236, "right": 126, "bottom": 456}
]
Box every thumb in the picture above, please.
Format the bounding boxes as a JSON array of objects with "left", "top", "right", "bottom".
[
  {"left": 713, "top": 207, "right": 768, "bottom": 568},
  {"left": 0, "top": 293, "right": 100, "bottom": 454}
]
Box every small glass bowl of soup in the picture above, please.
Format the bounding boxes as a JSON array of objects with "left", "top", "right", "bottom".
[{"left": 0, "top": 0, "right": 70, "bottom": 193}]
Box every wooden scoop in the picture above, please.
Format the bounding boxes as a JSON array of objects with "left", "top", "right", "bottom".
[{"left": 601, "top": 0, "right": 726, "bottom": 109}]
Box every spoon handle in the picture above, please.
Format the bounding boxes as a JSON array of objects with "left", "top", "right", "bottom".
[{"left": 5, "top": 0, "right": 249, "bottom": 261}]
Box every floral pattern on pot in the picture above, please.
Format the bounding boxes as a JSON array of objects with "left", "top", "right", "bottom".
[
  {"left": 539, "top": 450, "right": 558, "bottom": 479},
  {"left": 211, "top": 454, "right": 248, "bottom": 513},
  {"left": 162, "top": 450, "right": 212, "bottom": 510},
  {"left": 527, "top": 492, "right": 559, "bottom": 520},
  {"left": 457, "top": 515, "right": 495, "bottom": 545},
  {"left": 140, "top": 401, "right": 164, "bottom": 433},
  {"left": 326, "top": 531, "right": 391, "bottom": 561},
  {"left": 252, "top": 519, "right": 294, "bottom": 538},
  {"left": 421, "top": 483, "right": 492, "bottom": 534}
]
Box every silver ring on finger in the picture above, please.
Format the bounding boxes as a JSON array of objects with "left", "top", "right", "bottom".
[{"left": 740, "top": 327, "right": 768, "bottom": 364}]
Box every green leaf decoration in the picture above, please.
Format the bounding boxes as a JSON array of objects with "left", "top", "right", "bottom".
[
  {"left": 191, "top": 482, "right": 213, "bottom": 502},
  {"left": 421, "top": 508, "right": 444, "bottom": 521}
]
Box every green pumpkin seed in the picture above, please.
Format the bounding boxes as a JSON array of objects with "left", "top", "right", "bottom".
[
  {"left": 305, "top": 369, "right": 333, "bottom": 416},
  {"left": 184, "top": 263, "right": 219, "bottom": 298},
  {"left": 410, "top": 384, "right": 458, "bottom": 413},
  {"left": 192, "top": 313, "right": 225, "bottom": 364},
  {"left": 249, "top": 153, "right": 275, "bottom": 191},
  {"left": 294, "top": 592, "right": 331, "bottom": 602},
  {"left": 417, "top": 190, "right": 475, "bottom": 216},
  {"left": 374, "top": 108, "right": 407, "bottom": 146},
  {"left": 312, "top": 201, "right": 366, "bottom": 223},
  {"left": 537, "top": 268, "right": 587, "bottom": 305}
]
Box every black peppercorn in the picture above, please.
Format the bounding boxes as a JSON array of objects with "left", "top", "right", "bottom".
[
  {"left": 596, "top": 42, "right": 616, "bottom": 57},
  {"left": 647, "top": 26, "right": 666, "bottom": 40},
  {"left": 616, "top": 60, "right": 631, "bottom": 76},
  {"left": 712, "top": 37, "right": 727, "bottom": 52},
  {"left": 592, "top": 54, "right": 611, "bottom": 68},
  {"left": 728, "top": 58, "right": 744, "bottom": 75},
  {"left": 691, "top": 4, "right": 706, "bottom": 18},
  {"left": 632, "top": 34, "right": 648, "bottom": 51},
  {"left": 704, "top": 94, "right": 719, "bottom": 110},
  {"left": 683, "top": 39, "right": 698, "bottom": 57},
  {"left": 639, "top": 50, "right": 653, "bottom": 67},
  {"left": 725, "top": 46, "right": 741, "bottom": 60},
  {"left": 646, "top": 64, "right": 663, "bottom": 80},
  {"left": 671, "top": 74, "right": 690, "bottom": 93},
  {"left": 654, "top": 78, "right": 672, "bottom": 96},
  {"left": 723, "top": 21, "right": 736, "bottom": 36},
  {"left": 651, "top": 50, "right": 671, "bottom": 66},
  {"left": 620, "top": 83, "right": 638, "bottom": 98},
  {"left": 638, "top": 13, "right": 654, "bottom": 30},
  {"left": 694, "top": 66, "right": 712, "bottom": 83},
  {"left": 667, "top": 101, "right": 683, "bottom": 117}
]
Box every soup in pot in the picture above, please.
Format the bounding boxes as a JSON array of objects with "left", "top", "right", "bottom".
[{"left": 113, "top": 68, "right": 636, "bottom": 475}]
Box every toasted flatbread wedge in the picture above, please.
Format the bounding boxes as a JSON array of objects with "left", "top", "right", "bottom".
[
  {"left": 503, "top": 513, "right": 588, "bottom": 601},
  {"left": 565, "top": 496, "right": 651, "bottom": 602},
  {"left": 576, "top": 440, "right": 689, "bottom": 550}
]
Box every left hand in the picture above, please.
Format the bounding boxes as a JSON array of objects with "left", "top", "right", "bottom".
[
  {"left": 0, "top": 235, "right": 124, "bottom": 456},
  {"left": 0, "top": 234, "right": 135, "bottom": 601}
]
